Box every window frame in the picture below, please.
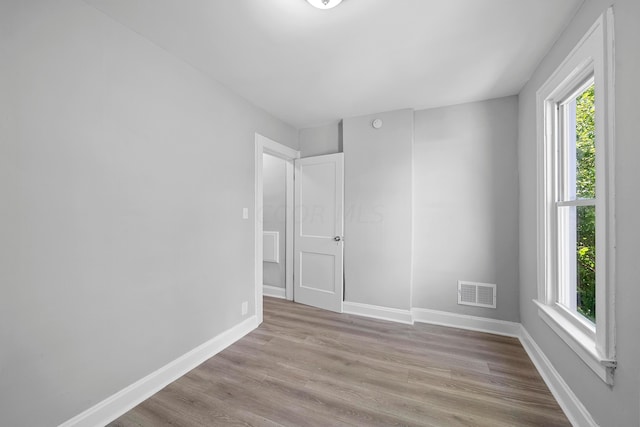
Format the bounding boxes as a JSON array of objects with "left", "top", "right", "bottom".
[{"left": 535, "top": 9, "right": 616, "bottom": 385}]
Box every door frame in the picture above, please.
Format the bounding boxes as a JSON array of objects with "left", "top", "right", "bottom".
[{"left": 255, "top": 133, "right": 300, "bottom": 323}]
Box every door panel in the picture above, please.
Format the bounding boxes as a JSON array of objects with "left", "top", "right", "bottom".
[
  {"left": 294, "top": 153, "right": 344, "bottom": 313},
  {"left": 299, "top": 162, "right": 337, "bottom": 237}
]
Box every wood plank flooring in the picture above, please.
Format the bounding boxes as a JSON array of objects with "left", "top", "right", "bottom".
[{"left": 109, "top": 297, "right": 570, "bottom": 426}]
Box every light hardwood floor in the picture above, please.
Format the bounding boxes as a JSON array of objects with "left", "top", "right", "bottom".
[{"left": 110, "top": 297, "right": 570, "bottom": 426}]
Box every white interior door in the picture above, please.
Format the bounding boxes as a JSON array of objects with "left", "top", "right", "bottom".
[{"left": 294, "top": 153, "right": 344, "bottom": 313}]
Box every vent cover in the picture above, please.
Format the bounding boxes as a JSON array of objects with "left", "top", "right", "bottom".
[{"left": 458, "top": 281, "right": 496, "bottom": 308}]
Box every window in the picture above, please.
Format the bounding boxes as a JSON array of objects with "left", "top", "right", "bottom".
[
  {"left": 536, "top": 9, "right": 615, "bottom": 384},
  {"left": 557, "top": 79, "right": 596, "bottom": 323}
]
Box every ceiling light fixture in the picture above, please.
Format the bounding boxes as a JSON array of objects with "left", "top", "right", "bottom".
[{"left": 307, "top": 0, "right": 343, "bottom": 10}]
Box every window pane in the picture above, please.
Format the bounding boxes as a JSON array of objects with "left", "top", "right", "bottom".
[
  {"left": 575, "top": 84, "right": 595, "bottom": 199},
  {"left": 558, "top": 205, "right": 596, "bottom": 323},
  {"left": 557, "top": 206, "right": 577, "bottom": 311},
  {"left": 577, "top": 205, "right": 596, "bottom": 322}
]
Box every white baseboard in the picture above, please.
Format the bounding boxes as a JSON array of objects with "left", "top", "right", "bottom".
[
  {"left": 519, "top": 327, "right": 598, "bottom": 427},
  {"left": 263, "top": 285, "right": 286, "bottom": 299},
  {"left": 59, "top": 316, "right": 260, "bottom": 427},
  {"left": 343, "top": 301, "right": 413, "bottom": 324},
  {"left": 411, "top": 307, "right": 521, "bottom": 338}
]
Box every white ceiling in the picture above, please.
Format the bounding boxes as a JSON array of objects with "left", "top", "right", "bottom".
[{"left": 84, "top": 0, "right": 583, "bottom": 129}]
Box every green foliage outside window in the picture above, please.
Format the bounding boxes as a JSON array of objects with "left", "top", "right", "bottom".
[{"left": 575, "top": 85, "right": 596, "bottom": 322}]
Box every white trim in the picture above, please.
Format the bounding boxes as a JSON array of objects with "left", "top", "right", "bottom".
[
  {"left": 534, "top": 300, "right": 615, "bottom": 384},
  {"left": 255, "top": 133, "right": 300, "bottom": 319},
  {"left": 255, "top": 138, "right": 264, "bottom": 323},
  {"left": 601, "top": 5, "right": 617, "bottom": 366},
  {"left": 535, "top": 9, "right": 616, "bottom": 383},
  {"left": 412, "top": 307, "right": 521, "bottom": 338},
  {"left": 260, "top": 135, "right": 299, "bottom": 160},
  {"left": 556, "top": 199, "right": 596, "bottom": 207},
  {"left": 343, "top": 301, "right": 413, "bottom": 325},
  {"left": 284, "top": 160, "right": 294, "bottom": 301},
  {"left": 263, "top": 285, "right": 287, "bottom": 299},
  {"left": 409, "top": 115, "right": 415, "bottom": 312},
  {"left": 519, "top": 326, "right": 599, "bottom": 427},
  {"left": 59, "top": 316, "right": 259, "bottom": 427}
]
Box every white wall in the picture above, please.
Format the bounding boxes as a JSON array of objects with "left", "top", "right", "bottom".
[
  {"left": 413, "top": 97, "right": 520, "bottom": 321},
  {"left": 343, "top": 109, "right": 413, "bottom": 310},
  {"left": 0, "top": 1, "right": 297, "bottom": 426},
  {"left": 518, "top": 0, "right": 640, "bottom": 425},
  {"left": 262, "top": 154, "right": 287, "bottom": 288},
  {"left": 299, "top": 122, "right": 342, "bottom": 158}
]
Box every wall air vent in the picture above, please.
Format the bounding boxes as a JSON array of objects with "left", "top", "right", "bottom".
[{"left": 458, "top": 281, "right": 496, "bottom": 308}]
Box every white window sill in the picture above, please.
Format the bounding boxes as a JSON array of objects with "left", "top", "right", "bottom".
[{"left": 533, "top": 299, "right": 616, "bottom": 385}]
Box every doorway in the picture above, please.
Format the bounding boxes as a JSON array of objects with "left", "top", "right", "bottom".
[
  {"left": 255, "top": 134, "right": 345, "bottom": 323},
  {"left": 254, "top": 134, "right": 299, "bottom": 323}
]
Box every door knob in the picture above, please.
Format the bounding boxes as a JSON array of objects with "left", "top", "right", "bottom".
[{"left": 334, "top": 236, "right": 342, "bottom": 242}]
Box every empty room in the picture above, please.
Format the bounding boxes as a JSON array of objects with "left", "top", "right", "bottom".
[{"left": 1, "top": 0, "right": 639, "bottom": 426}]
